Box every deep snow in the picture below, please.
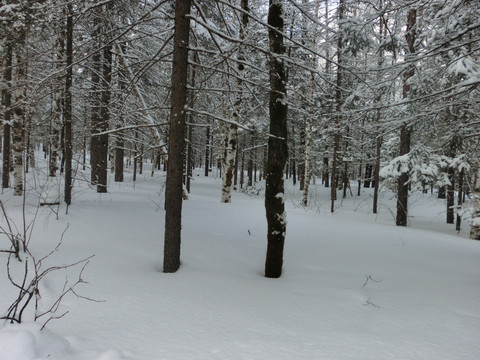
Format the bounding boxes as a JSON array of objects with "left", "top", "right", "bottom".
[{"left": 1, "top": 159, "right": 480, "bottom": 360}]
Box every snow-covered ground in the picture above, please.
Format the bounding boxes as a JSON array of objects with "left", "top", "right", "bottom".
[{"left": 1, "top": 158, "right": 479, "bottom": 360}]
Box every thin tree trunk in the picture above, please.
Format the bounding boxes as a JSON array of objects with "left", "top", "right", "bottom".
[
  {"left": 470, "top": 167, "right": 480, "bottom": 240},
  {"left": 204, "top": 125, "right": 210, "bottom": 176},
  {"left": 64, "top": 4, "right": 73, "bottom": 206},
  {"left": 163, "top": 0, "right": 191, "bottom": 273},
  {"left": 265, "top": 0, "right": 288, "bottom": 279},
  {"left": 12, "top": 44, "right": 26, "bottom": 196},
  {"left": 2, "top": 42, "right": 12, "bottom": 189},
  {"left": 331, "top": 0, "right": 344, "bottom": 213},
  {"left": 373, "top": 136, "right": 382, "bottom": 214},
  {"left": 456, "top": 168, "right": 464, "bottom": 231},
  {"left": 97, "top": 10, "right": 113, "bottom": 193}
]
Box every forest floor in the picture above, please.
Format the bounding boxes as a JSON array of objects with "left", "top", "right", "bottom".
[{"left": 1, "top": 157, "right": 480, "bottom": 360}]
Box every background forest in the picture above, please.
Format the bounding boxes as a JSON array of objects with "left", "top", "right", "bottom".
[{"left": 1, "top": 0, "right": 480, "bottom": 239}]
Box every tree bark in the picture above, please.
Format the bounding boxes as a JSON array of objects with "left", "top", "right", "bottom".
[
  {"left": 331, "top": 0, "right": 344, "bottom": 213},
  {"left": 163, "top": 0, "right": 192, "bottom": 273},
  {"left": 64, "top": 4, "right": 73, "bottom": 206},
  {"left": 12, "top": 43, "right": 26, "bottom": 196},
  {"left": 2, "top": 42, "right": 12, "bottom": 189},
  {"left": 396, "top": 8, "right": 416, "bottom": 226},
  {"left": 265, "top": 0, "right": 288, "bottom": 279},
  {"left": 470, "top": 167, "right": 480, "bottom": 240}
]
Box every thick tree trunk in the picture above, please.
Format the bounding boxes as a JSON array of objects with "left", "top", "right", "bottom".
[
  {"left": 163, "top": 0, "right": 191, "bottom": 273},
  {"left": 265, "top": 0, "right": 288, "bottom": 279},
  {"left": 396, "top": 8, "right": 416, "bottom": 226}
]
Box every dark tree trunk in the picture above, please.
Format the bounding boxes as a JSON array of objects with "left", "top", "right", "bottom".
[
  {"left": 373, "top": 136, "right": 382, "bottom": 214},
  {"left": 115, "top": 134, "right": 124, "bottom": 182},
  {"left": 2, "top": 42, "right": 12, "bottom": 189},
  {"left": 331, "top": 0, "right": 344, "bottom": 212},
  {"left": 323, "top": 156, "right": 329, "bottom": 187},
  {"left": 396, "top": 8, "right": 416, "bottom": 227},
  {"left": 265, "top": 0, "right": 288, "bottom": 279},
  {"left": 163, "top": 0, "right": 191, "bottom": 273},
  {"left": 396, "top": 125, "right": 411, "bottom": 226},
  {"left": 456, "top": 168, "right": 464, "bottom": 231},
  {"left": 364, "top": 164, "right": 372, "bottom": 188},
  {"left": 64, "top": 4, "right": 73, "bottom": 206},
  {"left": 446, "top": 167, "right": 455, "bottom": 224},
  {"left": 97, "top": 19, "right": 113, "bottom": 193},
  {"left": 204, "top": 125, "right": 210, "bottom": 176},
  {"left": 291, "top": 124, "right": 296, "bottom": 186},
  {"left": 90, "top": 36, "right": 101, "bottom": 185}
]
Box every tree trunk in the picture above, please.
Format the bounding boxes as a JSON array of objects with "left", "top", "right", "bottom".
[
  {"left": 331, "top": 0, "right": 344, "bottom": 213},
  {"left": 470, "top": 167, "right": 480, "bottom": 240},
  {"left": 12, "top": 44, "right": 26, "bottom": 196},
  {"left": 265, "top": 0, "right": 288, "bottom": 279},
  {"left": 2, "top": 42, "right": 12, "bottom": 189},
  {"left": 90, "top": 30, "right": 101, "bottom": 185},
  {"left": 456, "top": 168, "right": 464, "bottom": 231},
  {"left": 204, "top": 125, "right": 210, "bottom": 176},
  {"left": 302, "top": 0, "right": 320, "bottom": 207},
  {"left": 163, "top": 0, "right": 191, "bottom": 273},
  {"left": 396, "top": 8, "right": 416, "bottom": 226},
  {"left": 97, "top": 10, "right": 113, "bottom": 193},
  {"left": 50, "top": 32, "right": 64, "bottom": 177},
  {"left": 373, "top": 136, "right": 382, "bottom": 214},
  {"left": 64, "top": 4, "right": 73, "bottom": 206}
]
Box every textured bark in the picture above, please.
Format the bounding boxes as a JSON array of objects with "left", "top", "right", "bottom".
[
  {"left": 456, "top": 168, "right": 464, "bottom": 231},
  {"left": 204, "top": 125, "right": 210, "bottom": 176},
  {"left": 470, "top": 167, "right": 480, "bottom": 240},
  {"left": 265, "top": 0, "right": 288, "bottom": 279},
  {"left": 2, "top": 42, "right": 12, "bottom": 189},
  {"left": 331, "top": 0, "right": 344, "bottom": 213},
  {"left": 163, "top": 0, "right": 191, "bottom": 273},
  {"left": 373, "top": 136, "right": 382, "bottom": 214},
  {"left": 96, "top": 14, "right": 113, "bottom": 193},
  {"left": 12, "top": 44, "right": 26, "bottom": 196},
  {"left": 302, "top": 0, "right": 320, "bottom": 207},
  {"left": 114, "top": 134, "right": 124, "bottom": 182},
  {"left": 64, "top": 4, "right": 73, "bottom": 206},
  {"left": 90, "top": 30, "right": 101, "bottom": 185},
  {"left": 396, "top": 8, "right": 416, "bottom": 226},
  {"left": 50, "top": 32, "right": 64, "bottom": 177},
  {"left": 221, "top": 124, "right": 237, "bottom": 202}
]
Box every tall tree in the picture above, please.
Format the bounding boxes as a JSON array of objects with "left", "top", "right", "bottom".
[
  {"left": 396, "top": 7, "right": 416, "bottom": 226},
  {"left": 2, "top": 42, "right": 12, "bottom": 189},
  {"left": 64, "top": 3, "right": 73, "bottom": 206},
  {"left": 163, "top": 0, "right": 192, "bottom": 273},
  {"left": 265, "top": 0, "right": 288, "bottom": 279}
]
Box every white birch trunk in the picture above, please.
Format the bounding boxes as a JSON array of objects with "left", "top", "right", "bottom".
[
  {"left": 221, "top": 1, "right": 248, "bottom": 202},
  {"left": 301, "top": 0, "right": 320, "bottom": 207},
  {"left": 221, "top": 123, "right": 237, "bottom": 203},
  {"left": 469, "top": 167, "right": 480, "bottom": 240}
]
